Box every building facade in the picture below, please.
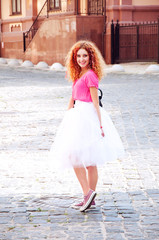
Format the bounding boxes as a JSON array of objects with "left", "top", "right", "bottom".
[{"left": 0, "top": 0, "right": 159, "bottom": 65}]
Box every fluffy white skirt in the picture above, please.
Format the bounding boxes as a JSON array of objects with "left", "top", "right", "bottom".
[{"left": 49, "top": 100, "right": 125, "bottom": 169}]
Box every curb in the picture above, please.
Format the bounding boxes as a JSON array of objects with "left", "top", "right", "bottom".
[{"left": 0, "top": 58, "right": 159, "bottom": 74}]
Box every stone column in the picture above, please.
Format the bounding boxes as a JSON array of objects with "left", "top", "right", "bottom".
[
  {"left": 119, "top": 0, "right": 133, "bottom": 23},
  {"left": 105, "top": 0, "right": 133, "bottom": 63},
  {"left": 24, "top": 0, "right": 38, "bottom": 31},
  {"left": 25, "top": 0, "right": 37, "bottom": 18},
  {"left": 80, "top": 0, "right": 88, "bottom": 15},
  {"left": 32, "top": 0, "right": 37, "bottom": 17}
]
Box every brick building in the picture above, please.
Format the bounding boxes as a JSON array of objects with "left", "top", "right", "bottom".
[{"left": 0, "top": 0, "right": 159, "bottom": 65}]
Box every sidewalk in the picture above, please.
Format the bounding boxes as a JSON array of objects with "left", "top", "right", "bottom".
[
  {"left": 0, "top": 65, "right": 159, "bottom": 239},
  {"left": 105, "top": 62, "right": 159, "bottom": 74}
]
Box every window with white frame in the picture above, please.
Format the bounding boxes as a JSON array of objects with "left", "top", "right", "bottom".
[
  {"left": 11, "top": 0, "right": 21, "bottom": 15},
  {"left": 49, "top": 0, "right": 61, "bottom": 10}
]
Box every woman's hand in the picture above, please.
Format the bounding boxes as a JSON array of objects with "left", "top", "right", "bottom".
[
  {"left": 90, "top": 87, "right": 105, "bottom": 137},
  {"left": 100, "top": 127, "right": 105, "bottom": 137}
]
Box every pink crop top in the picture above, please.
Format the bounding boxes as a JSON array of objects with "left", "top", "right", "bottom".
[{"left": 72, "top": 69, "right": 99, "bottom": 102}]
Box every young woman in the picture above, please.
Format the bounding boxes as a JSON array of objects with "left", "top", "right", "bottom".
[{"left": 50, "top": 40, "right": 124, "bottom": 212}]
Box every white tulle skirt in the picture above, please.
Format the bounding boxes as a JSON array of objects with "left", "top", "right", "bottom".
[{"left": 49, "top": 100, "right": 125, "bottom": 169}]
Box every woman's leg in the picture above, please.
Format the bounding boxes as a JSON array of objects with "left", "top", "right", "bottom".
[
  {"left": 73, "top": 166, "right": 97, "bottom": 211},
  {"left": 73, "top": 167, "right": 89, "bottom": 195},
  {"left": 74, "top": 166, "right": 98, "bottom": 194},
  {"left": 86, "top": 166, "right": 98, "bottom": 191}
]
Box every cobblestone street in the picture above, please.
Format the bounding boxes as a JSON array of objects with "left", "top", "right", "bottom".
[{"left": 0, "top": 65, "right": 159, "bottom": 240}]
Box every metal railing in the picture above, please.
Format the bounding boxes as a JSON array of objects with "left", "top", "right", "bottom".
[{"left": 23, "top": 0, "right": 49, "bottom": 52}]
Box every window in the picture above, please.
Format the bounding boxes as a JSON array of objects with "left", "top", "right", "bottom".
[
  {"left": 49, "top": 0, "right": 61, "bottom": 10},
  {"left": 12, "top": 0, "right": 21, "bottom": 15},
  {"left": 88, "top": 0, "right": 103, "bottom": 15}
]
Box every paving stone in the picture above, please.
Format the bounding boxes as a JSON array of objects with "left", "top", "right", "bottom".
[
  {"left": 13, "top": 217, "right": 28, "bottom": 224},
  {"left": 103, "top": 210, "right": 118, "bottom": 217},
  {"left": 0, "top": 217, "right": 12, "bottom": 224},
  {"left": 106, "top": 227, "right": 124, "bottom": 233},
  {"left": 104, "top": 216, "right": 122, "bottom": 222},
  {"left": 106, "top": 233, "right": 125, "bottom": 240}
]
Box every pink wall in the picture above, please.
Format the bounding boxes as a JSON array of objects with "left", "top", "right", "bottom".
[
  {"left": 76, "top": 16, "right": 104, "bottom": 56},
  {"left": 24, "top": 15, "right": 104, "bottom": 65},
  {"left": 24, "top": 16, "right": 77, "bottom": 65}
]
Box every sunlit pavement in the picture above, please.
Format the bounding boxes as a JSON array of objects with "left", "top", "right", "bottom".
[{"left": 0, "top": 65, "right": 159, "bottom": 239}]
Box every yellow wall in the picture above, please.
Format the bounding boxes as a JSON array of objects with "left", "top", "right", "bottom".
[
  {"left": 1, "top": 0, "right": 26, "bottom": 20},
  {"left": 80, "top": 0, "right": 88, "bottom": 14},
  {"left": 132, "top": 0, "right": 159, "bottom": 5},
  {"left": 37, "top": 0, "right": 45, "bottom": 13}
]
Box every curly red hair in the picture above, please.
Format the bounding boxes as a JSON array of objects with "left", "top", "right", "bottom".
[{"left": 65, "top": 40, "right": 106, "bottom": 82}]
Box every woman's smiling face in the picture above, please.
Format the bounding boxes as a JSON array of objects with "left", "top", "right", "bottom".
[{"left": 76, "top": 48, "right": 90, "bottom": 70}]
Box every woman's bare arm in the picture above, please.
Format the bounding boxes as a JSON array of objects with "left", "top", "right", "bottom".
[
  {"left": 67, "top": 96, "right": 74, "bottom": 110},
  {"left": 90, "top": 87, "right": 105, "bottom": 137}
]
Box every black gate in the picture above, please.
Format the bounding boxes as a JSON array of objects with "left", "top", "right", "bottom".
[{"left": 111, "top": 19, "right": 159, "bottom": 64}]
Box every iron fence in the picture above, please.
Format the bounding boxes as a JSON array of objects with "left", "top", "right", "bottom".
[{"left": 111, "top": 19, "right": 159, "bottom": 64}]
